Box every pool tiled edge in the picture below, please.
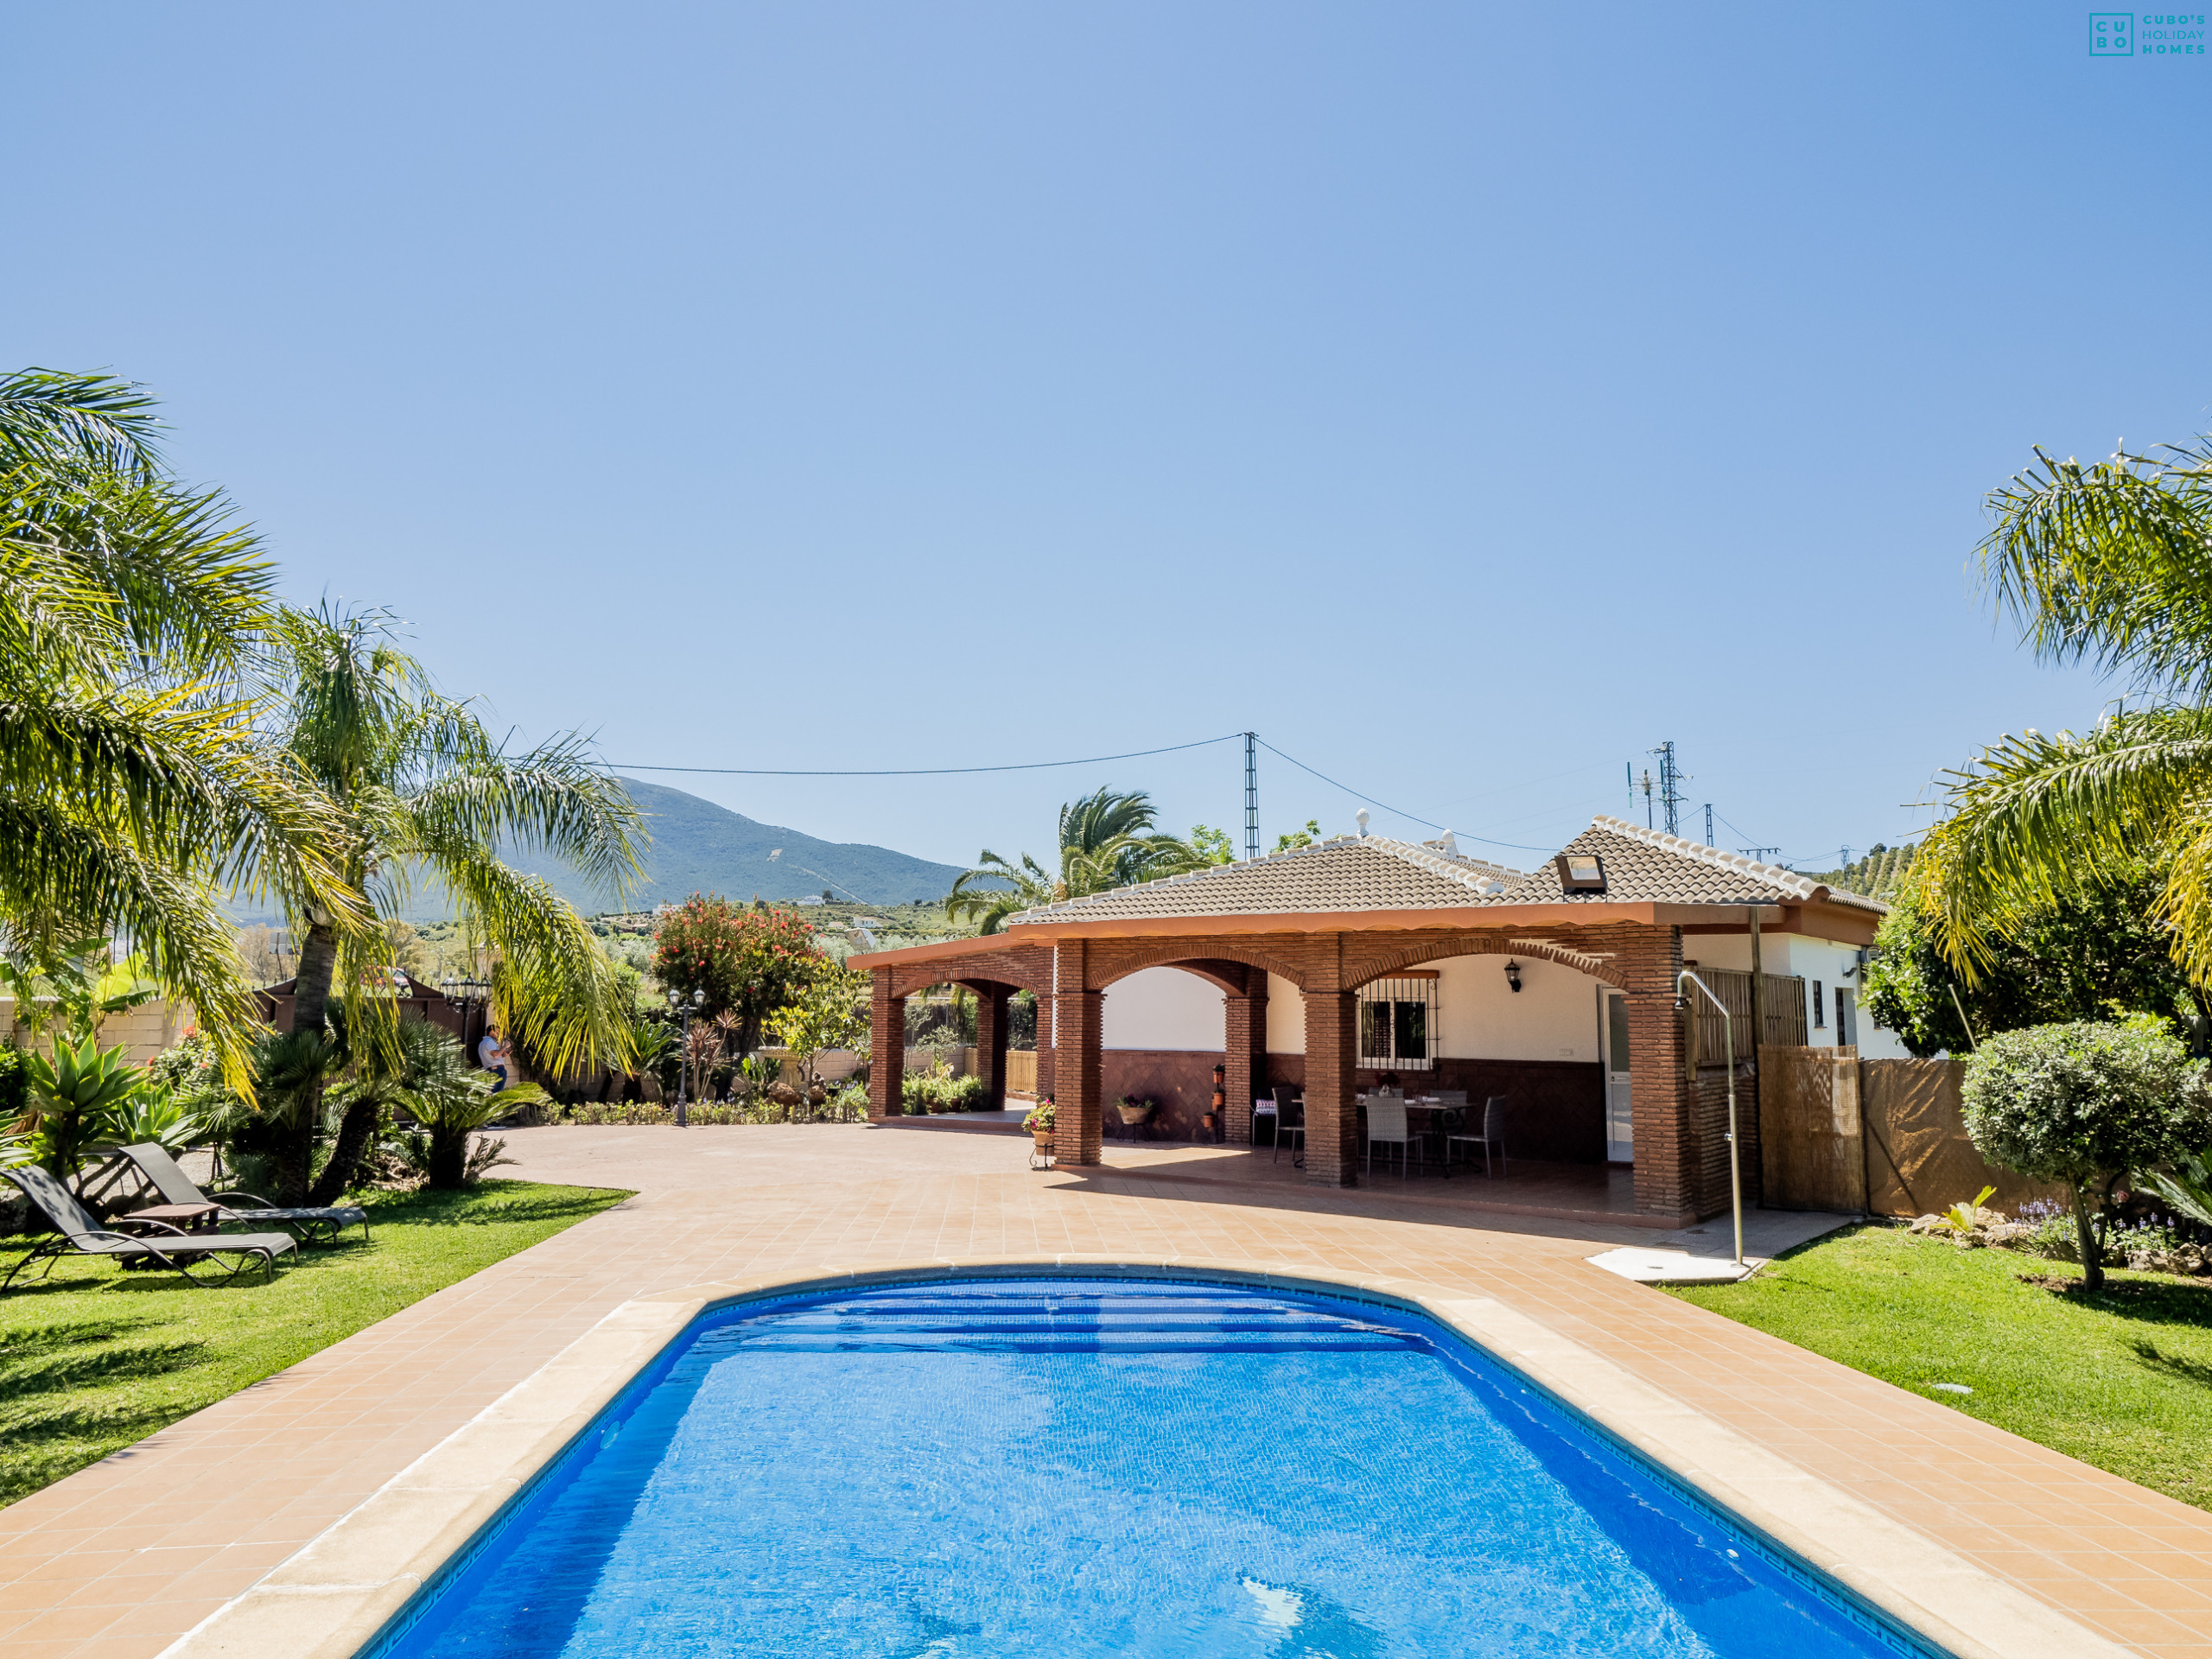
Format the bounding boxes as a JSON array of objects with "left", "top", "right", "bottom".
[{"left": 157, "top": 1255, "right": 2136, "bottom": 1659}]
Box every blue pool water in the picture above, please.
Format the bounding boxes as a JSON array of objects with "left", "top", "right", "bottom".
[{"left": 375, "top": 1279, "right": 1929, "bottom": 1659}]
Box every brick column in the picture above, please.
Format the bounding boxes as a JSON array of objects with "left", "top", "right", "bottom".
[
  {"left": 1052, "top": 944, "right": 1103, "bottom": 1165},
  {"left": 868, "top": 971, "right": 906, "bottom": 1123},
  {"left": 1624, "top": 925, "right": 1698, "bottom": 1220},
  {"left": 1303, "top": 986, "right": 1359, "bottom": 1187},
  {"left": 1034, "top": 989, "right": 1057, "bottom": 1102},
  {"left": 1224, "top": 981, "right": 1268, "bottom": 1145},
  {"left": 974, "top": 985, "right": 1010, "bottom": 1111}
]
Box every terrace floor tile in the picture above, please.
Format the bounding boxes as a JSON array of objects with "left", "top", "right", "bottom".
[{"left": 6, "top": 1125, "right": 2202, "bottom": 1659}]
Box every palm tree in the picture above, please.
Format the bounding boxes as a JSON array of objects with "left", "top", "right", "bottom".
[
  {"left": 1918, "top": 439, "right": 2212, "bottom": 985},
  {"left": 945, "top": 786, "right": 1207, "bottom": 934},
  {"left": 256, "top": 603, "right": 645, "bottom": 1202},
  {"left": 0, "top": 370, "right": 353, "bottom": 1091}
]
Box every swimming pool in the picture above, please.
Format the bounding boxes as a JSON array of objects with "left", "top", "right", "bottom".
[{"left": 369, "top": 1277, "right": 1935, "bottom": 1658}]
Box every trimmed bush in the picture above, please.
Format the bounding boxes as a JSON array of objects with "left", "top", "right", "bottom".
[
  {"left": 901, "top": 1071, "right": 987, "bottom": 1114},
  {"left": 1961, "top": 1016, "right": 2212, "bottom": 1289}
]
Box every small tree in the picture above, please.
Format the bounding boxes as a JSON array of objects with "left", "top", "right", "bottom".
[
  {"left": 767, "top": 963, "right": 870, "bottom": 1120},
  {"left": 1865, "top": 872, "right": 2203, "bottom": 1058},
  {"left": 1961, "top": 1016, "right": 2212, "bottom": 1289},
  {"left": 651, "top": 894, "right": 825, "bottom": 1055},
  {"left": 1188, "top": 824, "right": 1236, "bottom": 865}
]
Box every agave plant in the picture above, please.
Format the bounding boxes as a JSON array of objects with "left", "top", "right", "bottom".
[
  {"left": 1932, "top": 1185, "right": 1999, "bottom": 1236},
  {"left": 2141, "top": 1151, "right": 2212, "bottom": 1227},
  {"left": 23, "top": 1036, "right": 149, "bottom": 1184},
  {"left": 98, "top": 1090, "right": 206, "bottom": 1156}
]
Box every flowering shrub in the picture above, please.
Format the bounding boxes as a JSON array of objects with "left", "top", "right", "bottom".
[{"left": 651, "top": 895, "right": 826, "bottom": 1053}]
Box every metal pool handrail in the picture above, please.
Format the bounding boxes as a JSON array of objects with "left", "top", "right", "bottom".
[{"left": 1675, "top": 969, "right": 1744, "bottom": 1268}]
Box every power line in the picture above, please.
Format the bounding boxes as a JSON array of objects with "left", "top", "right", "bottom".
[
  {"left": 603, "top": 733, "right": 1244, "bottom": 778},
  {"left": 1251, "top": 739, "right": 1563, "bottom": 853},
  {"left": 607, "top": 728, "right": 1634, "bottom": 858}
]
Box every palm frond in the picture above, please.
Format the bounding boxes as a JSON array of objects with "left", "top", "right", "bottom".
[
  {"left": 403, "top": 731, "right": 645, "bottom": 900},
  {"left": 1915, "top": 706, "right": 2212, "bottom": 979},
  {"left": 417, "top": 835, "right": 633, "bottom": 1077},
  {"left": 0, "top": 369, "right": 164, "bottom": 479},
  {"left": 1979, "top": 443, "right": 2212, "bottom": 702}
]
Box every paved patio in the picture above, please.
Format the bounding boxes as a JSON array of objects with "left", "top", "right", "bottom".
[{"left": 3, "top": 1124, "right": 2209, "bottom": 1659}]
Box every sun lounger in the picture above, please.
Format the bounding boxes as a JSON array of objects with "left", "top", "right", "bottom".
[
  {"left": 116, "top": 1143, "right": 369, "bottom": 1245},
  {"left": 3, "top": 1165, "right": 296, "bottom": 1291}
]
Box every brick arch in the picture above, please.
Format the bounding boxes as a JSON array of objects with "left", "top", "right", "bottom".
[
  {"left": 1085, "top": 937, "right": 1310, "bottom": 993},
  {"left": 1090, "top": 957, "right": 1251, "bottom": 997},
  {"left": 887, "top": 943, "right": 1053, "bottom": 1001},
  {"left": 1342, "top": 932, "right": 1630, "bottom": 992}
]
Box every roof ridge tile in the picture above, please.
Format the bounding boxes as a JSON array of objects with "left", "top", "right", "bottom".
[{"left": 1585, "top": 814, "right": 1823, "bottom": 900}]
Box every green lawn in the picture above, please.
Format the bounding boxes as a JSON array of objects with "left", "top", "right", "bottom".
[
  {"left": 1669, "top": 1224, "right": 2212, "bottom": 1512},
  {"left": 0, "top": 1179, "right": 630, "bottom": 1507}
]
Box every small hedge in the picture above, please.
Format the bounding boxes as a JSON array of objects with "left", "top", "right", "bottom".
[{"left": 902, "top": 1072, "right": 988, "bottom": 1115}]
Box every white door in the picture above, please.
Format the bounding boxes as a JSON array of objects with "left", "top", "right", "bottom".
[{"left": 1602, "top": 991, "right": 1633, "bottom": 1162}]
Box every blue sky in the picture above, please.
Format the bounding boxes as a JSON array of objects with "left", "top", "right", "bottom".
[{"left": 10, "top": 3, "right": 2209, "bottom": 875}]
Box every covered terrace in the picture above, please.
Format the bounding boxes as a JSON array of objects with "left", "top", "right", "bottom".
[{"left": 853, "top": 817, "right": 1885, "bottom": 1224}]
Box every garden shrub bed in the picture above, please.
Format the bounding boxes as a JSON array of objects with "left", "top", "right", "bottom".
[
  {"left": 551, "top": 1082, "right": 871, "bottom": 1126},
  {"left": 901, "top": 1068, "right": 988, "bottom": 1115},
  {"left": 1903, "top": 1197, "right": 2211, "bottom": 1276}
]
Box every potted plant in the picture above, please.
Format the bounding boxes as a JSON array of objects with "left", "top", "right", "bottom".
[
  {"left": 1024, "top": 1096, "right": 1056, "bottom": 1148},
  {"left": 1115, "top": 1094, "right": 1156, "bottom": 1126},
  {"left": 1205, "top": 1063, "right": 1225, "bottom": 1138}
]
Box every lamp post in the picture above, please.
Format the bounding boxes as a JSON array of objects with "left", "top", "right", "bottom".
[
  {"left": 1675, "top": 969, "right": 1744, "bottom": 1268},
  {"left": 668, "top": 987, "right": 705, "bottom": 1127},
  {"left": 441, "top": 974, "right": 490, "bottom": 1058}
]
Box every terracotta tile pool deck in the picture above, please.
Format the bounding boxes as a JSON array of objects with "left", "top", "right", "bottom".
[{"left": 3, "top": 1124, "right": 2209, "bottom": 1659}]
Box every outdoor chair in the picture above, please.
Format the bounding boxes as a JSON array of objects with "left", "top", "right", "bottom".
[
  {"left": 1448, "top": 1096, "right": 1508, "bottom": 1179},
  {"left": 1363, "top": 1095, "right": 1418, "bottom": 1182},
  {"left": 116, "top": 1143, "right": 370, "bottom": 1246},
  {"left": 1429, "top": 1090, "right": 1467, "bottom": 1170},
  {"left": 2, "top": 1166, "right": 296, "bottom": 1292},
  {"left": 1270, "top": 1084, "right": 1305, "bottom": 1166}
]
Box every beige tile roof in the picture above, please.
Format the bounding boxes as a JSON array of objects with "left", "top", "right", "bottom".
[
  {"left": 1001, "top": 815, "right": 1887, "bottom": 926},
  {"left": 1506, "top": 817, "right": 1888, "bottom": 913},
  {"left": 1004, "top": 837, "right": 1523, "bottom": 925}
]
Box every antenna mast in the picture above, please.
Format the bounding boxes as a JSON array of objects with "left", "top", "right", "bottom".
[
  {"left": 1649, "top": 741, "right": 1687, "bottom": 836},
  {"left": 1243, "top": 732, "right": 1259, "bottom": 862}
]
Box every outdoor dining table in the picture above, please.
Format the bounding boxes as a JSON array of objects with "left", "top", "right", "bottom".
[{"left": 1361, "top": 1095, "right": 1460, "bottom": 1177}]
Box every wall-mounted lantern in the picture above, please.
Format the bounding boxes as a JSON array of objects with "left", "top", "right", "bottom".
[{"left": 1503, "top": 960, "right": 1523, "bottom": 994}]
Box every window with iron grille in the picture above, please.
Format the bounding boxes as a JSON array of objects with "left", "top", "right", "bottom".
[
  {"left": 1813, "top": 980, "right": 1825, "bottom": 1029},
  {"left": 1357, "top": 974, "right": 1439, "bottom": 1071}
]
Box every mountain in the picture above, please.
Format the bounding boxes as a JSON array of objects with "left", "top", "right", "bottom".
[{"left": 506, "top": 778, "right": 972, "bottom": 912}]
